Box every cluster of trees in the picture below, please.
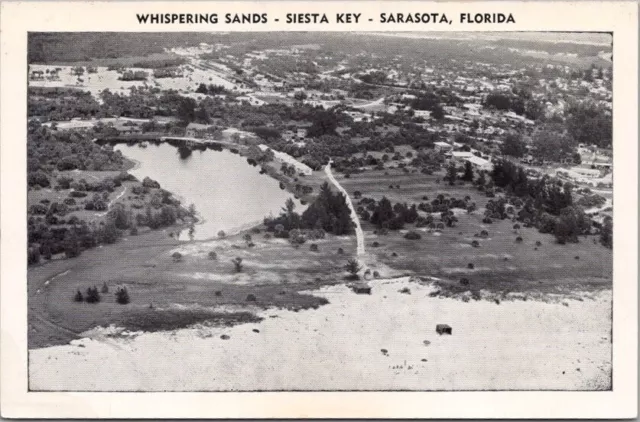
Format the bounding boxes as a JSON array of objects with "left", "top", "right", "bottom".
[
  {"left": 364, "top": 197, "right": 419, "bottom": 230},
  {"left": 119, "top": 70, "right": 148, "bottom": 81},
  {"left": 565, "top": 101, "right": 612, "bottom": 148},
  {"left": 484, "top": 90, "right": 543, "bottom": 121},
  {"left": 28, "top": 88, "right": 102, "bottom": 120},
  {"left": 264, "top": 183, "right": 354, "bottom": 238},
  {"left": 195, "top": 83, "right": 228, "bottom": 95},
  {"left": 489, "top": 159, "right": 600, "bottom": 244},
  {"left": 407, "top": 92, "right": 446, "bottom": 120},
  {"left": 27, "top": 124, "right": 126, "bottom": 188},
  {"left": 153, "top": 68, "right": 181, "bottom": 78}
]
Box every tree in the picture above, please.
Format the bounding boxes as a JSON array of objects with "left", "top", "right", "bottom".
[
  {"left": 74, "top": 290, "right": 84, "bottom": 302},
  {"left": 307, "top": 110, "right": 338, "bottom": 137},
  {"left": 115, "top": 286, "right": 130, "bottom": 304},
  {"left": 501, "top": 133, "right": 527, "bottom": 158},
  {"left": 370, "top": 197, "right": 394, "bottom": 228},
  {"left": 532, "top": 126, "right": 576, "bottom": 162},
  {"left": 63, "top": 229, "right": 81, "bottom": 258},
  {"left": 85, "top": 286, "right": 100, "bottom": 303},
  {"left": 345, "top": 258, "right": 362, "bottom": 276},
  {"left": 476, "top": 171, "right": 486, "bottom": 188},
  {"left": 600, "top": 217, "right": 613, "bottom": 248},
  {"left": 444, "top": 162, "right": 457, "bottom": 185},
  {"left": 565, "top": 101, "right": 612, "bottom": 148},
  {"left": 232, "top": 257, "right": 243, "bottom": 272},
  {"left": 462, "top": 161, "right": 474, "bottom": 182},
  {"left": 431, "top": 104, "right": 445, "bottom": 120}
]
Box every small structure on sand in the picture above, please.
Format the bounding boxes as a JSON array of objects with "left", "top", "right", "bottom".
[
  {"left": 352, "top": 284, "right": 372, "bottom": 295},
  {"left": 436, "top": 324, "right": 452, "bottom": 335}
]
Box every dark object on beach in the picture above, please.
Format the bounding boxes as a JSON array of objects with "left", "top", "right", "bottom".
[
  {"left": 436, "top": 324, "right": 452, "bottom": 335},
  {"left": 353, "top": 284, "right": 371, "bottom": 295},
  {"left": 220, "top": 334, "right": 230, "bottom": 340},
  {"left": 252, "top": 329, "right": 260, "bottom": 333}
]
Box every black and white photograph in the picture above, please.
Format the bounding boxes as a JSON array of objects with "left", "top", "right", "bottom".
[
  {"left": 25, "top": 30, "right": 615, "bottom": 391},
  {"left": 1, "top": 1, "right": 637, "bottom": 418}
]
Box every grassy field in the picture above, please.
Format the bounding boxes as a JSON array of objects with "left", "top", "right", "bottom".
[
  {"left": 28, "top": 225, "right": 360, "bottom": 348},
  {"left": 334, "top": 166, "right": 612, "bottom": 298}
]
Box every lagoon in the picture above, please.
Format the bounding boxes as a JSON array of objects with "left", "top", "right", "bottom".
[{"left": 114, "top": 143, "right": 297, "bottom": 241}]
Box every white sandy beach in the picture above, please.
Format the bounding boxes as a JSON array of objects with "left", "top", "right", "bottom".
[{"left": 28, "top": 278, "right": 611, "bottom": 391}]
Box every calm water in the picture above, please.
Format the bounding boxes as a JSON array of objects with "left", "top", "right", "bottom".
[{"left": 115, "top": 143, "right": 298, "bottom": 241}]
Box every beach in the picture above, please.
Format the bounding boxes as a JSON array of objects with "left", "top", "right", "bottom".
[{"left": 29, "top": 277, "right": 611, "bottom": 391}]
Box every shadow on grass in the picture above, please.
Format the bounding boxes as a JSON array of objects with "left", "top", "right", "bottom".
[{"left": 121, "top": 308, "right": 263, "bottom": 332}]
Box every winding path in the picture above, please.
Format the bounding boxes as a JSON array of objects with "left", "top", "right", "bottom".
[
  {"left": 96, "top": 186, "right": 127, "bottom": 217},
  {"left": 325, "top": 160, "right": 365, "bottom": 256}
]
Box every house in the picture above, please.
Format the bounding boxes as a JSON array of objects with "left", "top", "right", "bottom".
[
  {"left": 448, "top": 151, "right": 475, "bottom": 162},
  {"left": 414, "top": 110, "right": 431, "bottom": 119},
  {"left": 465, "top": 155, "right": 493, "bottom": 171},
  {"left": 185, "top": 122, "right": 214, "bottom": 138},
  {"left": 434, "top": 141, "right": 453, "bottom": 153},
  {"left": 30, "top": 70, "right": 45, "bottom": 80}
]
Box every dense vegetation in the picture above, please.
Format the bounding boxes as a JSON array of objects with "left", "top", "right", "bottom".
[{"left": 264, "top": 182, "right": 354, "bottom": 240}]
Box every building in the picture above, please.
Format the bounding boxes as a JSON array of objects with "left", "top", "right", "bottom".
[
  {"left": 465, "top": 155, "right": 493, "bottom": 171},
  {"left": 185, "top": 122, "right": 214, "bottom": 138},
  {"left": 434, "top": 141, "right": 453, "bottom": 153}
]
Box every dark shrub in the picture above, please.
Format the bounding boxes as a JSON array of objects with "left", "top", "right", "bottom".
[
  {"left": 480, "top": 230, "right": 489, "bottom": 237},
  {"left": 246, "top": 293, "right": 257, "bottom": 302},
  {"left": 74, "top": 290, "right": 83, "bottom": 302},
  {"left": 85, "top": 286, "right": 100, "bottom": 303},
  {"left": 482, "top": 217, "right": 493, "bottom": 224},
  {"left": 115, "top": 286, "right": 130, "bottom": 304},
  {"left": 372, "top": 241, "right": 380, "bottom": 247},
  {"left": 471, "top": 240, "right": 480, "bottom": 248},
  {"left": 535, "top": 241, "right": 542, "bottom": 246},
  {"left": 467, "top": 263, "right": 474, "bottom": 269},
  {"left": 101, "top": 282, "right": 109, "bottom": 293},
  {"left": 337, "top": 247, "right": 344, "bottom": 255},
  {"left": 310, "top": 243, "right": 319, "bottom": 252},
  {"left": 515, "top": 236, "right": 523, "bottom": 243},
  {"left": 404, "top": 231, "right": 422, "bottom": 240},
  {"left": 215, "top": 290, "right": 222, "bottom": 296},
  {"left": 373, "top": 271, "right": 380, "bottom": 278},
  {"left": 460, "top": 278, "right": 470, "bottom": 286},
  {"left": 208, "top": 251, "right": 217, "bottom": 260},
  {"left": 575, "top": 255, "right": 580, "bottom": 260}
]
